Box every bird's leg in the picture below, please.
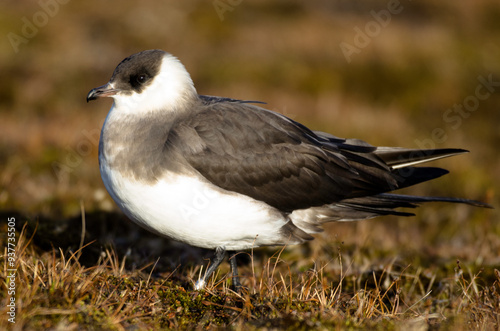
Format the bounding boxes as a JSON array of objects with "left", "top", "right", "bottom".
[
  {"left": 228, "top": 251, "right": 242, "bottom": 291},
  {"left": 195, "top": 246, "right": 226, "bottom": 290}
]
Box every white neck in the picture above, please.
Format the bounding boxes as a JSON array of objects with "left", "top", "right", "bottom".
[{"left": 112, "top": 53, "right": 197, "bottom": 115}]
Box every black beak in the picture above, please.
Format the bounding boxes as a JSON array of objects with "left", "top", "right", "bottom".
[{"left": 87, "top": 83, "right": 119, "bottom": 102}]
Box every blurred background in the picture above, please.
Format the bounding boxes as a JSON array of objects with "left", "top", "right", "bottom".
[{"left": 0, "top": 1, "right": 498, "bottom": 264}]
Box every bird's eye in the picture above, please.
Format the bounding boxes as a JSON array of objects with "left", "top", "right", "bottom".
[
  {"left": 136, "top": 74, "right": 147, "bottom": 84},
  {"left": 130, "top": 73, "right": 149, "bottom": 89}
]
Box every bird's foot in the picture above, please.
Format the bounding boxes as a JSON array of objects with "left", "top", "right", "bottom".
[{"left": 194, "top": 279, "right": 206, "bottom": 291}]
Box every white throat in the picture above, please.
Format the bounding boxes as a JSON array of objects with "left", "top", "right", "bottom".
[{"left": 112, "top": 54, "right": 197, "bottom": 115}]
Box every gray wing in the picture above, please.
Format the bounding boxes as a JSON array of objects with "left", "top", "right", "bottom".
[
  {"left": 198, "top": 94, "right": 267, "bottom": 105},
  {"left": 165, "top": 101, "right": 452, "bottom": 212}
]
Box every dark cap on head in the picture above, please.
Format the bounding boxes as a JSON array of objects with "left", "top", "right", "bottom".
[{"left": 87, "top": 49, "right": 166, "bottom": 102}]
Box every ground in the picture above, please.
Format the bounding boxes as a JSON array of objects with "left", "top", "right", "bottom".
[{"left": 0, "top": 1, "right": 499, "bottom": 330}]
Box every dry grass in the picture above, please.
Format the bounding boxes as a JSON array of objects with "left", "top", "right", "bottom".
[
  {"left": 0, "top": 206, "right": 498, "bottom": 330},
  {"left": 1, "top": 0, "right": 499, "bottom": 329}
]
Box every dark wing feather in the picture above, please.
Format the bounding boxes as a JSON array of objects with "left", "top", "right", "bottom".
[
  {"left": 165, "top": 101, "right": 451, "bottom": 212},
  {"left": 199, "top": 94, "right": 267, "bottom": 105},
  {"left": 374, "top": 147, "right": 468, "bottom": 169}
]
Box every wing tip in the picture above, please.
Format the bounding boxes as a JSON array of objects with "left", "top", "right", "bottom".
[{"left": 384, "top": 148, "right": 470, "bottom": 169}]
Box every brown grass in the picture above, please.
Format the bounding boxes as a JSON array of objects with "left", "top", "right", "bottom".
[{"left": 0, "top": 205, "right": 498, "bottom": 330}]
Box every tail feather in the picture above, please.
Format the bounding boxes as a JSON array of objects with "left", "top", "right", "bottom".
[
  {"left": 368, "top": 193, "right": 493, "bottom": 208},
  {"left": 286, "top": 142, "right": 491, "bottom": 239},
  {"left": 336, "top": 144, "right": 471, "bottom": 196},
  {"left": 375, "top": 147, "right": 468, "bottom": 169},
  {"left": 289, "top": 193, "right": 492, "bottom": 236},
  {"left": 393, "top": 167, "right": 449, "bottom": 190}
]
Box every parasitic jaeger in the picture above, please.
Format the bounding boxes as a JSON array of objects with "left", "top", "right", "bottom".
[{"left": 87, "top": 49, "right": 490, "bottom": 291}]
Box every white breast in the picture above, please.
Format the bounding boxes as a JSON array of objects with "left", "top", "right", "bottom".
[{"left": 99, "top": 158, "right": 290, "bottom": 250}]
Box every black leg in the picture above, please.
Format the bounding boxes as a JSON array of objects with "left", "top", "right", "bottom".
[
  {"left": 228, "top": 251, "right": 242, "bottom": 291},
  {"left": 195, "top": 246, "right": 226, "bottom": 290}
]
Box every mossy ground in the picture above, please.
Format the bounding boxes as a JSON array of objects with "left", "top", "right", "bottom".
[{"left": 0, "top": 207, "right": 498, "bottom": 330}]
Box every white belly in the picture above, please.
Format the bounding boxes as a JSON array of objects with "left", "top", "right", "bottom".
[{"left": 100, "top": 160, "right": 289, "bottom": 250}]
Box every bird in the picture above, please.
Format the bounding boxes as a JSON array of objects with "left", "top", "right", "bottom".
[{"left": 87, "top": 49, "right": 489, "bottom": 291}]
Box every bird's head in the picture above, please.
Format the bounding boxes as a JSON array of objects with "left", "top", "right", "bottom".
[{"left": 87, "top": 49, "right": 197, "bottom": 114}]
